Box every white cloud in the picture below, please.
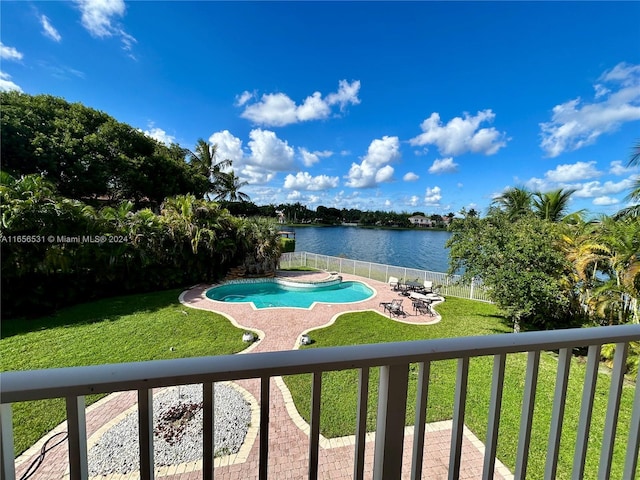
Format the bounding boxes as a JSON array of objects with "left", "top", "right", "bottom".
[
  {"left": 403, "top": 172, "right": 419, "bottom": 182},
  {"left": 592, "top": 196, "right": 619, "bottom": 206},
  {"left": 40, "top": 15, "right": 62, "bottom": 42},
  {"left": 0, "top": 43, "right": 23, "bottom": 61},
  {"left": 0, "top": 72, "right": 22, "bottom": 92},
  {"left": 207, "top": 128, "right": 295, "bottom": 185},
  {"left": 572, "top": 178, "right": 634, "bottom": 198},
  {"left": 609, "top": 160, "right": 638, "bottom": 176},
  {"left": 345, "top": 136, "right": 400, "bottom": 188},
  {"left": 545, "top": 161, "right": 601, "bottom": 182},
  {"left": 428, "top": 157, "right": 459, "bottom": 174},
  {"left": 540, "top": 62, "right": 640, "bottom": 157},
  {"left": 209, "top": 130, "right": 245, "bottom": 165},
  {"left": 283, "top": 172, "right": 339, "bottom": 191},
  {"left": 299, "top": 148, "right": 333, "bottom": 167},
  {"left": 235, "top": 90, "right": 254, "bottom": 107},
  {"left": 143, "top": 124, "right": 175, "bottom": 146},
  {"left": 325, "top": 79, "right": 361, "bottom": 110},
  {"left": 247, "top": 129, "right": 295, "bottom": 170},
  {"left": 409, "top": 110, "right": 508, "bottom": 156},
  {"left": 408, "top": 195, "right": 420, "bottom": 206},
  {"left": 424, "top": 186, "right": 442, "bottom": 205},
  {"left": 239, "top": 79, "right": 361, "bottom": 126},
  {"left": 74, "top": 0, "right": 136, "bottom": 54}
]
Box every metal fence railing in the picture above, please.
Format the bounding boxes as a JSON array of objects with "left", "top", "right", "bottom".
[
  {"left": 2, "top": 325, "right": 638, "bottom": 480},
  {"left": 280, "top": 251, "right": 492, "bottom": 303}
]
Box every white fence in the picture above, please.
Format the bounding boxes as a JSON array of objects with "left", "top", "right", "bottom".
[{"left": 280, "top": 251, "right": 492, "bottom": 303}]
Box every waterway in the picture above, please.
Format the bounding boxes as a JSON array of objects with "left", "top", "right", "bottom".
[{"left": 287, "top": 226, "right": 452, "bottom": 273}]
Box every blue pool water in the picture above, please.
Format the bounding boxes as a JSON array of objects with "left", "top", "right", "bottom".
[{"left": 206, "top": 280, "right": 374, "bottom": 309}]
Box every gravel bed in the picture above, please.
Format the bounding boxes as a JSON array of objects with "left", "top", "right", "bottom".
[{"left": 88, "top": 384, "right": 252, "bottom": 475}]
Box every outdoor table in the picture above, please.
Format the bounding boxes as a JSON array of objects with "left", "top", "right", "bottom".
[{"left": 405, "top": 280, "right": 423, "bottom": 291}]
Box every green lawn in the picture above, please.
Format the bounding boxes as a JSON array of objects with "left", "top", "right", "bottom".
[
  {"left": 2, "top": 291, "right": 636, "bottom": 478},
  {"left": 1, "top": 289, "right": 253, "bottom": 456},
  {"left": 283, "top": 298, "right": 638, "bottom": 480}
]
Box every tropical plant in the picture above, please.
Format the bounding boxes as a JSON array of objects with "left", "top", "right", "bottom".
[
  {"left": 212, "top": 170, "right": 250, "bottom": 202},
  {"left": 532, "top": 188, "right": 577, "bottom": 222},
  {"left": 446, "top": 211, "right": 576, "bottom": 331},
  {"left": 187, "top": 139, "right": 232, "bottom": 182},
  {"left": 615, "top": 140, "right": 640, "bottom": 219},
  {"left": 490, "top": 186, "right": 532, "bottom": 220}
]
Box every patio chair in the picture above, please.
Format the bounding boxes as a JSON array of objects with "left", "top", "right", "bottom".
[
  {"left": 412, "top": 299, "right": 434, "bottom": 316},
  {"left": 382, "top": 298, "right": 406, "bottom": 317},
  {"left": 388, "top": 276, "right": 400, "bottom": 291},
  {"left": 421, "top": 280, "right": 433, "bottom": 294}
]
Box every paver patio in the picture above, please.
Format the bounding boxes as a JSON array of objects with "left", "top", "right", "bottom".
[{"left": 13, "top": 272, "right": 512, "bottom": 479}]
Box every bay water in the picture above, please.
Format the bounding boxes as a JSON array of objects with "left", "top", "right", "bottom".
[{"left": 287, "top": 226, "right": 452, "bottom": 274}]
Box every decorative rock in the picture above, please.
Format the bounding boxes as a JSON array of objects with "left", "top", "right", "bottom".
[{"left": 87, "top": 384, "right": 251, "bottom": 475}]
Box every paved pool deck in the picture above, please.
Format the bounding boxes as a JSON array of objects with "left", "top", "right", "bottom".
[{"left": 13, "top": 272, "right": 512, "bottom": 480}]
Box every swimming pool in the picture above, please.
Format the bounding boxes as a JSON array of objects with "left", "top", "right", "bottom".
[{"left": 205, "top": 279, "right": 375, "bottom": 309}]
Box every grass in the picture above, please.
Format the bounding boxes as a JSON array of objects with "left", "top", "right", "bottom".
[
  {"left": 2, "top": 288, "right": 636, "bottom": 477},
  {"left": 1, "top": 289, "right": 253, "bottom": 456},
  {"left": 282, "top": 297, "right": 638, "bottom": 479}
]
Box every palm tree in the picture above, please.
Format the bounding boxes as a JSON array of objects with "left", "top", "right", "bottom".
[
  {"left": 187, "top": 139, "right": 232, "bottom": 182},
  {"left": 615, "top": 140, "right": 640, "bottom": 219},
  {"left": 532, "top": 188, "right": 577, "bottom": 222},
  {"left": 212, "top": 171, "right": 250, "bottom": 202},
  {"left": 490, "top": 186, "right": 532, "bottom": 220}
]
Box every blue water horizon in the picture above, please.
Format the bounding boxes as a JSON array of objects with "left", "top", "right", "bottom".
[{"left": 287, "top": 226, "right": 452, "bottom": 274}]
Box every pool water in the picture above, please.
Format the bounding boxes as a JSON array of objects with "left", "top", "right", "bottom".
[{"left": 206, "top": 280, "right": 374, "bottom": 309}]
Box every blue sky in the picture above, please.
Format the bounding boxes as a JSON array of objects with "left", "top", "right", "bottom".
[{"left": 2, "top": 1, "right": 639, "bottom": 217}]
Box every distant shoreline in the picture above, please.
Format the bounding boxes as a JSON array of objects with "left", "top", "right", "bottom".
[{"left": 283, "top": 223, "right": 449, "bottom": 232}]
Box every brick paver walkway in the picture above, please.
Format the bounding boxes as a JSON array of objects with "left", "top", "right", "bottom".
[{"left": 13, "top": 272, "right": 512, "bottom": 479}]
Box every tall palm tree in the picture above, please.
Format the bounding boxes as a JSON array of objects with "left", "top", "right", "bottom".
[
  {"left": 187, "top": 139, "right": 233, "bottom": 183},
  {"left": 532, "top": 188, "right": 577, "bottom": 222},
  {"left": 213, "top": 170, "right": 250, "bottom": 202},
  {"left": 490, "top": 186, "right": 532, "bottom": 220}
]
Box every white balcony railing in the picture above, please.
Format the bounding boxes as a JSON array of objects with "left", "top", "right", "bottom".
[{"left": 1, "top": 325, "right": 639, "bottom": 480}]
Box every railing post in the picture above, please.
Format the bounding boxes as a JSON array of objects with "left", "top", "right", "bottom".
[
  {"left": 203, "top": 382, "right": 215, "bottom": 480},
  {"left": 66, "top": 395, "right": 88, "bottom": 480},
  {"left": 599, "top": 342, "right": 629, "bottom": 479},
  {"left": 623, "top": 366, "right": 640, "bottom": 479},
  {"left": 373, "top": 364, "right": 409, "bottom": 480},
  {"left": 138, "top": 389, "right": 154, "bottom": 480},
  {"left": 259, "top": 377, "right": 270, "bottom": 480},
  {"left": 469, "top": 277, "right": 475, "bottom": 300},
  {"left": 354, "top": 368, "right": 370, "bottom": 480},
  {"left": 1, "top": 403, "right": 15, "bottom": 480}
]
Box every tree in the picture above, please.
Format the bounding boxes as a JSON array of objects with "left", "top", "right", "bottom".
[
  {"left": 615, "top": 140, "right": 640, "bottom": 219},
  {"left": 187, "top": 139, "right": 233, "bottom": 184},
  {"left": 0, "top": 92, "right": 209, "bottom": 208},
  {"left": 212, "top": 170, "right": 250, "bottom": 202},
  {"left": 447, "top": 212, "right": 576, "bottom": 331},
  {"left": 532, "top": 188, "right": 577, "bottom": 222},
  {"left": 490, "top": 186, "right": 532, "bottom": 220}
]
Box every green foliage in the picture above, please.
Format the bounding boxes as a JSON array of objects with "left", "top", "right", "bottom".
[
  {"left": 447, "top": 212, "right": 576, "bottom": 330},
  {"left": 280, "top": 237, "right": 296, "bottom": 253},
  {"left": 0, "top": 91, "right": 209, "bottom": 208},
  {"left": 0, "top": 175, "right": 276, "bottom": 318}
]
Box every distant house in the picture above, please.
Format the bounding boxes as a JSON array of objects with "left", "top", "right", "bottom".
[{"left": 408, "top": 215, "right": 433, "bottom": 227}]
